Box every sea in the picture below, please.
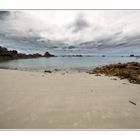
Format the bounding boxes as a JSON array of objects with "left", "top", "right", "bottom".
[
  {"left": 0, "top": 56, "right": 139, "bottom": 72},
  {"left": 1, "top": 35, "right": 140, "bottom": 72}
]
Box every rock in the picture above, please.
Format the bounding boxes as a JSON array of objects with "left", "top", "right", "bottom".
[
  {"left": 111, "top": 78, "right": 117, "bottom": 80},
  {"left": 95, "top": 74, "right": 101, "bottom": 76},
  {"left": 102, "top": 55, "right": 106, "bottom": 57},
  {"left": 54, "top": 69, "right": 60, "bottom": 71},
  {"left": 44, "top": 70, "right": 52, "bottom": 73},
  {"left": 130, "top": 54, "right": 134, "bottom": 57},
  {"left": 44, "top": 51, "right": 55, "bottom": 57},
  {"left": 11, "top": 50, "right": 18, "bottom": 55},
  {"left": 88, "top": 62, "right": 140, "bottom": 84},
  {"left": 62, "top": 54, "right": 83, "bottom": 57},
  {"left": 32, "top": 53, "right": 42, "bottom": 57},
  {"left": 72, "top": 55, "right": 83, "bottom": 57}
]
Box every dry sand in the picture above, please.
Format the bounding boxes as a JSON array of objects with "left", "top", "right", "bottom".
[{"left": 0, "top": 69, "right": 140, "bottom": 129}]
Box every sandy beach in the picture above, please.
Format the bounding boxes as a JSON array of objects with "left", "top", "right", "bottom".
[{"left": 0, "top": 69, "right": 140, "bottom": 129}]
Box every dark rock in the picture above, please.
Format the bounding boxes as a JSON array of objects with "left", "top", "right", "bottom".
[
  {"left": 72, "top": 55, "right": 83, "bottom": 57},
  {"left": 44, "top": 70, "right": 52, "bottom": 73},
  {"left": 130, "top": 54, "right": 134, "bottom": 57},
  {"left": 62, "top": 54, "right": 83, "bottom": 57},
  {"left": 32, "top": 53, "right": 42, "bottom": 57},
  {"left": 44, "top": 51, "right": 55, "bottom": 57},
  {"left": 11, "top": 50, "right": 18, "bottom": 55},
  {"left": 95, "top": 74, "right": 101, "bottom": 76},
  {"left": 111, "top": 78, "right": 117, "bottom": 80}
]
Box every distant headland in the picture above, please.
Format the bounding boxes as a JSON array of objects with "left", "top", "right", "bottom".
[{"left": 0, "top": 46, "right": 55, "bottom": 60}]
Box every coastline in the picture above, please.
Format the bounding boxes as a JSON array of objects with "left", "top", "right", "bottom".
[{"left": 0, "top": 69, "right": 140, "bottom": 129}]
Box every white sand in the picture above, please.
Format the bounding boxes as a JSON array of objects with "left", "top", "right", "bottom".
[{"left": 0, "top": 69, "right": 140, "bottom": 129}]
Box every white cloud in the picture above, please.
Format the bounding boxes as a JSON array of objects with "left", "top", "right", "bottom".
[{"left": 0, "top": 10, "right": 140, "bottom": 45}]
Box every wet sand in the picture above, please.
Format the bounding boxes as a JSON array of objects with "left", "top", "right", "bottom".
[{"left": 0, "top": 69, "right": 140, "bottom": 129}]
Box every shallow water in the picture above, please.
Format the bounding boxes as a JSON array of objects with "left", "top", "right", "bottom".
[{"left": 0, "top": 56, "right": 140, "bottom": 71}]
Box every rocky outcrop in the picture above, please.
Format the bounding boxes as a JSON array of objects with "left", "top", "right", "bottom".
[
  {"left": 130, "top": 54, "right": 135, "bottom": 57},
  {"left": 88, "top": 62, "right": 140, "bottom": 84},
  {"left": 129, "top": 54, "right": 140, "bottom": 58},
  {"left": 0, "top": 46, "right": 55, "bottom": 60},
  {"left": 43, "top": 51, "right": 55, "bottom": 57}
]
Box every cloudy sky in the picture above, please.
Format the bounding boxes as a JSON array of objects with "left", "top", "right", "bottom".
[
  {"left": 0, "top": 10, "right": 140, "bottom": 42},
  {"left": 0, "top": 10, "right": 140, "bottom": 54}
]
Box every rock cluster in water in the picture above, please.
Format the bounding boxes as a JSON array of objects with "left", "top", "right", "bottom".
[
  {"left": 88, "top": 62, "right": 140, "bottom": 84},
  {"left": 129, "top": 54, "right": 140, "bottom": 58},
  {"left": 0, "top": 46, "right": 55, "bottom": 60}
]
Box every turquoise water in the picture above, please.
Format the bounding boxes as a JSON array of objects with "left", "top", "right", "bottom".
[{"left": 0, "top": 56, "right": 140, "bottom": 71}]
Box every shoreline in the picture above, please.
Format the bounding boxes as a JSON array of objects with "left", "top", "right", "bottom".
[
  {"left": 0, "top": 61, "right": 140, "bottom": 84},
  {"left": 0, "top": 63, "right": 92, "bottom": 73},
  {"left": 0, "top": 66, "right": 85, "bottom": 74},
  {"left": 0, "top": 69, "right": 140, "bottom": 129}
]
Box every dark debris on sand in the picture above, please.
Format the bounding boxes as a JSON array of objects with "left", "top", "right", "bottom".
[
  {"left": 88, "top": 62, "right": 140, "bottom": 84},
  {"left": 44, "top": 70, "right": 52, "bottom": 73}
]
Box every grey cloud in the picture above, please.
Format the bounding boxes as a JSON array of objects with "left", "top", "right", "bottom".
[
  {"left": 0, "top": 10, "right": 140, "bottom": 54},
  {"left": 68, "top": 16, "right": 90, "bottom": 33}
]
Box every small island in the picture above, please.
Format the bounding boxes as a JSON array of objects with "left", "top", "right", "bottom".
[{"left": 129, "top": 54, "right": 140, "bottom": 58}]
